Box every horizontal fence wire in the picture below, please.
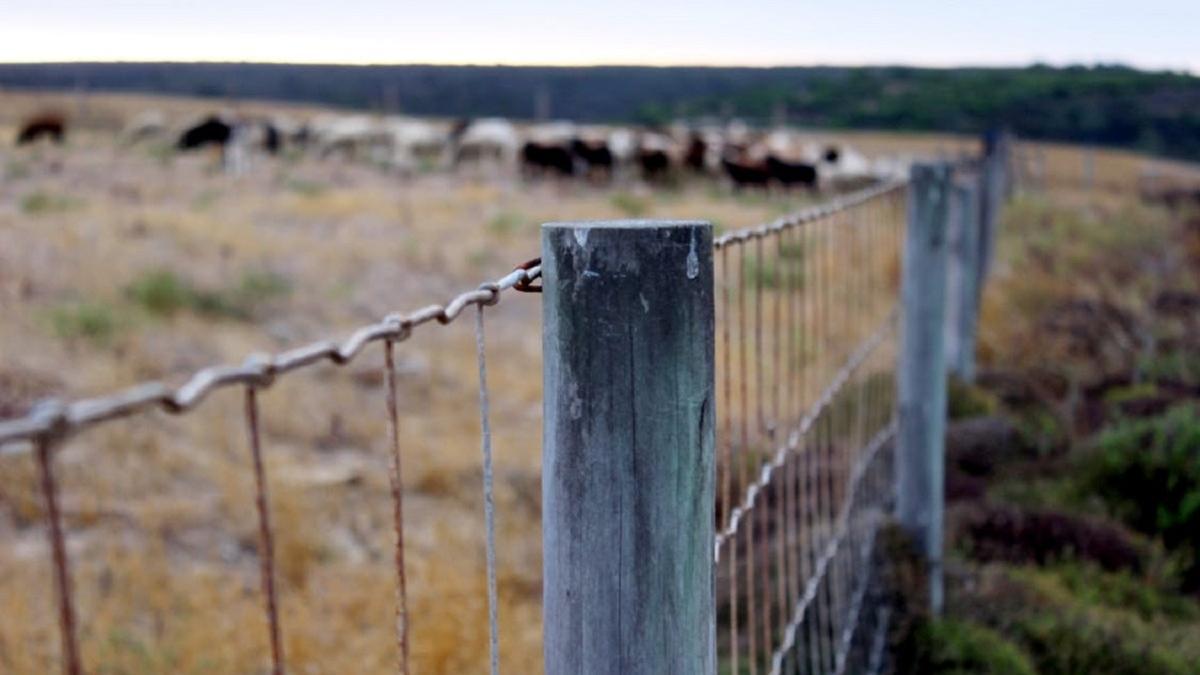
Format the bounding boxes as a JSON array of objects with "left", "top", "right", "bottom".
[
  {"left": 714, "top": 181, "right": 905, "bottom": 675},
  {"left": 0, "top": 262, "right": 540, "bottom": 674},
  {"left": 0, "top": 264, "right": 541, "bottom": 450}
]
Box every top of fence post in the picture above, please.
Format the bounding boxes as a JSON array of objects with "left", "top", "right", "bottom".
[
  {"left": 541, "top": 219, "right": 716, "bottom": 674},
  {"left": 898, "top": 162, "right": 952, "bottom": 616}
]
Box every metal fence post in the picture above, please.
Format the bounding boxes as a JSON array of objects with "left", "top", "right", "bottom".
[
  {"left": 944, "top": 175, "right": 982, "bottom": 382},
  {"left": 541, "top": 220, "right": 716, "bottom": 674},
  {"left": 897, "top": 163, "right": 952, "bottom": 614}
]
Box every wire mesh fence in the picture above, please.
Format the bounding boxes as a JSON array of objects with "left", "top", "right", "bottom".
[
  {"left": 712, "top": 182, "right": 906, "bottom": 675},
  {"left": 0, "top": 264, "right": 540, "bottom": 675},
  {"left": 2, "top": 166, "right": 986, "bottom": 674}
]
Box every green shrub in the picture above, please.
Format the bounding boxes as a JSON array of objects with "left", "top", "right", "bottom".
[
  {"left": 1038, "top": 563, "right": 1200, "bottom": 623},
  {"left": 20, "top": 191, "right": 78, "bottom": 214},
  {"left": 487, "top": 210, "right": 525, "bottom": 237},
  {"left": 903, "top": 619, "right": 1036, "bottom": 675},
  {"left": 1076, "top": 403, "right": 1200, "bottom": 589},
  {"left": 959, "top": 566, "right": 1200, "bottom": 675},
  {"left": 1139, "top": 350, "right": 1200, "bottom": 387},
  {"left": 126, "top": 270, "right": 197, "bottom": 316},
  {"left": 51, "top": 302, "right": 119, "bottom": 344},
  {"left": 125, "top": 269, "right": 291, "bottom": 321},
  {"left": 948, "top": 377, "right": 999, "bottom": 419},
  {"left": 610, "top": 192, "right": 649, "bottom": 217}
]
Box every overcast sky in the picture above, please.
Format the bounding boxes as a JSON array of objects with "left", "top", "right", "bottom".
[{"left": 2, "top": 1, "right": 1195, "bottom": 73}]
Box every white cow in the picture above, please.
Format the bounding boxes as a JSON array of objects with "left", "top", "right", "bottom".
[{"left": 454, "top": 118, "right": 520, "bottom": 166}]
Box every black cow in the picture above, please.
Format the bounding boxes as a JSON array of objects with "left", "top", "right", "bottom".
[
  {"left": 571, "top": 139, "right": 613, "bottom": 180},
  {"left": 638, "top": 149, "right": 671, "bottom": 183},
  {"left": 262, "top": 123, "right": 281, "bottom": 155},
  {"left": 766, "top": 156, "right": 819, "bottom": 190},
  {"left": 177, "top": 116, "right": 232, "bottom": 151},
  {"left": 522, "top": 142, "right": 575, "bottom": 178},
  {"left": 684, "top": 133, "right": 708, "bottom": 173},
  {"left": 16, "top": 114, "right": 66, "bottom": 145},
  {"left": 823, "top": 146, "right": 841, "bottom": 163},
  {"left": 722, "top": 158, "right": 771, "bottom": 190}
]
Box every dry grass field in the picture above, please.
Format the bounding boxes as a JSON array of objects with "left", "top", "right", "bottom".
[{"left": 1, "top": 89, "right": 1197, "bottom": 674}]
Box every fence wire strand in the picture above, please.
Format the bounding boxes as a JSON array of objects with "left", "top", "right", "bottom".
[
  {"left": 384, "top": 340, "right": 411, "bottom": 675},
  {"left": 244, "top": 386, "right": 284, "bottom": 675},
  {"left": 474, "top": 305, "right": 502, "bottom": 675}
]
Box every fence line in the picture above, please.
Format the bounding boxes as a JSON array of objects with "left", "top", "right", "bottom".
[{"left": 3, "top": 148, "right": 1004, "bottom": 673}]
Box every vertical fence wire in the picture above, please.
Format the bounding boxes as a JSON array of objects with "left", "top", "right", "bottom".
[
  {"left": 714, "top": 184, "right": 904, "bottom": 674},
  {"left": 244, "top": 386, "right": 284, "bottom": 675},
  {"left": 473, "top": 305, "right": 501, "bottom": 675},
  {"left": 35, "top": 432, "right": 82, "bottom": 675},
  {"left": 383, "top": 340, "right": 411, "bottom": 675}
]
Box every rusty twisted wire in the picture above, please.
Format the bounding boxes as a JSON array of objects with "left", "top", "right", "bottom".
[{"left": 0, "top": 264, "right": 542, "bottom": 450}]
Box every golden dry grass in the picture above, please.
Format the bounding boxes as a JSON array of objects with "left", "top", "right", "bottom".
[{"left": 2, "top": 89, "right": 1197, "bottom": 674}]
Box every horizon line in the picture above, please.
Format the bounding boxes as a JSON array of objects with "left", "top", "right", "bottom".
[{"left": 0, "top": 58, "right": 1193, "bottom": 75}]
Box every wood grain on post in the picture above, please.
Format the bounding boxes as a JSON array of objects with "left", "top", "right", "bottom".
[
  {"left": 541, "top": 220, "right": 716, "bottom": 675},
  {"left": 898, "top": 163, "right": 951, "bottom": 615}
]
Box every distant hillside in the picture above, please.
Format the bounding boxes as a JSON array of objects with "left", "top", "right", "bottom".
[{"left": 2, "top": 62, "right": 1198, "bottom": 161}]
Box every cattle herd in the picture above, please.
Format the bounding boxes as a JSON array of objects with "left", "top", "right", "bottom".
[{"left": 14, "top": 109, "right": 907, "bottom": 192}]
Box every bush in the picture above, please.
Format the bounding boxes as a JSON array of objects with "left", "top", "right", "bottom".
[
  {"left": 610, "top": 192, "right": 649, "bottom": 217},
  {"left": 947, "top": 377, "right": 999, "bottom": 420},
  {"left": 900, "top": 619, "right": 1036, "bottom": 675},
  {"left": 486, "top": 210, "right": 525, "bottom": 238},
  {"left": 51, "top": 302, "right": 119, "bottom": 344},
  {"left": 959, "top": 566, "right": 1200, "bottom": 675},
  {"left": 20, "top": 191, "right": 78, "bottom": 214},
  {"left": 126, "top": 269, "right": 291, "bottom": 321},
  {"left": 1076, "top": 403, "right": 1200, "bottom": 589},
  {"left": 126, "top": 270, "right": 197, "bottom": 316}
]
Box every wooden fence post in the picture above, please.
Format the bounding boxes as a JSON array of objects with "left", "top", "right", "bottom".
[
  {"left": 944, "top": 175, "right": 982, "bottom": 382},
  {"left": 897, "top": 163, "right": 952, "bottom": 615},
  {"left": 541, "top": 220, "right": 716, "bottom": 674},
  {"left": 977, "top": 131, "right": 1009, "bottom": 290}
]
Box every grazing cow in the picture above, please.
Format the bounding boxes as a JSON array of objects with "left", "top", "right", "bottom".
[
  {"left": 638, "top": 149, "right": 672, "bottom": 183},
  {"left": 310, "top": 114, "right": 384, "bottom": 158},
  {"left": 452, "top": 118, "right": 520, "bottom": 166},
  {"left": 571, "top": 139, "right": 613, "bottom": 180},
  {"left": 823, "top": 146, "right": 841, "bottom": 163},
  {"left": 522, "top": 142, "right": 575, "bottom": 178},
  {"left": 766, "top": 156, "right": 819, "bottom": 190},
  {"left": 383, "top": 117, "right": 449, "bottom": 167},
  {"left": 16, "top": 114, "right": 66, "bottom": 145},
  {"left": 721, "top": 157, "right": 771, "bottom": 190},
  {"left": 684, "top": 133, "right": 708, "bottom": 174},
  {"left": 121, "top": 110, "right": 167, "bottom": 145},
  {"left": 262, "top": 122, "right": 282, "bottom": 155},
  {"left": 177, "top": 116, "right": 232, "bottom": 151}
]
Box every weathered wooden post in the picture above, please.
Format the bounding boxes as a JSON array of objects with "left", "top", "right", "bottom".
[
  {"left": 898, "top": 163, "right": 952, "bottom": 614},
  {"left": 542, "top": 220, "right": 716, "bottom": 674},
  {"left": 977, "top": 131, "right": 1009, "bottom": 290},
  {"left": 944, "top": 175, "right": 982, "bottom": 382}
]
